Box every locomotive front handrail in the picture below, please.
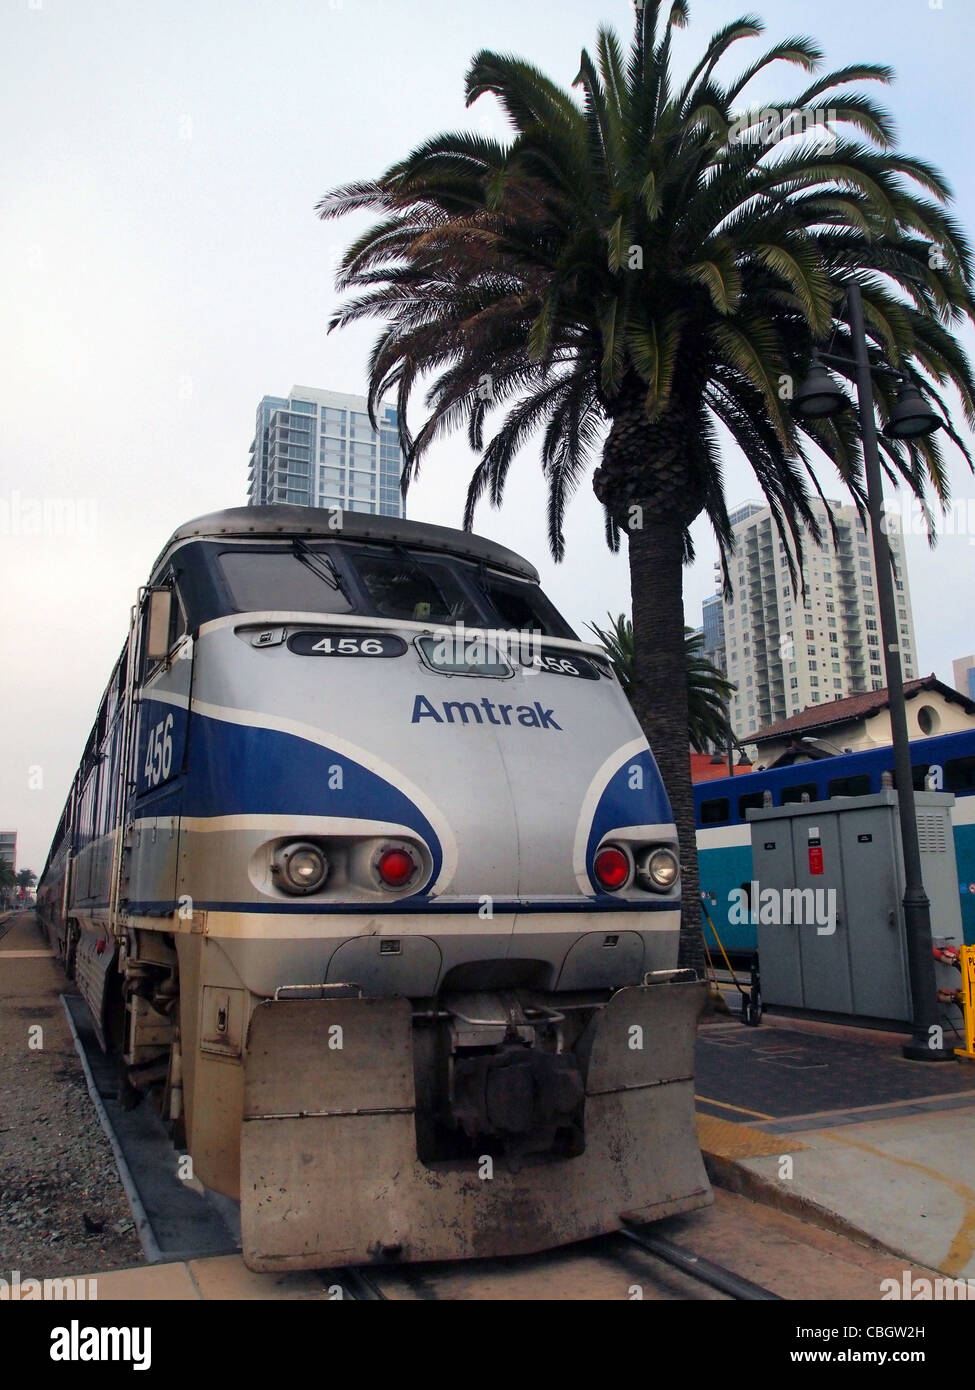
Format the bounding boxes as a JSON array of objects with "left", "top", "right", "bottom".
[{"left": 272, "top": 982, "right": 363, "bottom": 1001}]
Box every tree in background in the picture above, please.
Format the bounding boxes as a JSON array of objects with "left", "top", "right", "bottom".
[
  {"left": 588, "top": 614, "right": 736, "bottom": 753},
  {"left": 319, "top": 2, "right": 975, "bottom": 970},
  {"left": 0, "top": 858, "right": 15, "bottom": 910}
]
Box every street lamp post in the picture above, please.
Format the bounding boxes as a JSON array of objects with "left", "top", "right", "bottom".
[{"left": 795, "top": 279, "right": 953, "bottom": 1061}]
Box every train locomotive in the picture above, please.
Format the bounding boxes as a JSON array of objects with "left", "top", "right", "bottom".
[{"left": 37, "top": 505, "right": 709, "bottom": 1269}]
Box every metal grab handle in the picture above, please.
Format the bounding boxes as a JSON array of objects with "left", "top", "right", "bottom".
[
  {"left": 643, "top": 967, "right": 699, "bottom": 985},
  {"left": 272, "top": 982, "right": 362, "bottom": 1001}
]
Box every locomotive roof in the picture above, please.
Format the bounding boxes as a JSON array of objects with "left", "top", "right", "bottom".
[{"left": 159, "top": 506, "right": 539, "bottom": 582}]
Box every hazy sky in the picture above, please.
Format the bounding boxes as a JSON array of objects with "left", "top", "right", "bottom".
[{"left": 2, "top": 0, "right": 973, "bottom": 872}]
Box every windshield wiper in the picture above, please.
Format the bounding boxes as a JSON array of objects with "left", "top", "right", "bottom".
[{"left": 291, "top": 537, "right": 350, "bottom": 599}]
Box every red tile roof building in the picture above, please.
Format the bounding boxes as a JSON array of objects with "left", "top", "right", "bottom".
[{"left": 748, "top": 675, "right": 975, "bottom": 766}]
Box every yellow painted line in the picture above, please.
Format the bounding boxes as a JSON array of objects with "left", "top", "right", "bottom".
[
  {"left": 0, "top": 950, "right": 54, "bottom": 958},
  {"left": 697, "top": 1113, "right": 806, "bottom": 1159},
  {"left": 696, "top": 1094, "right": 775, "bottom": 1121},
  {"left": 820, "top": 1130, "right": 975, "bottom": 1277}
]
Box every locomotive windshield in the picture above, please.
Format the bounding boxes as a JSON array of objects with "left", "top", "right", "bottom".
[
  {"left": 214, "top": 542, "right": 576, "bottom": 637},
  {"left": 219, "top": 549, "right": 355, "bottom": 615},
  {"left": 353, "top": 551, "right": 481, "bottom": 624}
]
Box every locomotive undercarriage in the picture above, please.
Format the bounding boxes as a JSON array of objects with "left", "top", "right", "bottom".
[
  {"left": 412, "top": 991, "right": 590, "bottom": 1164},
  {"left": 239, "top": 972, "right": 710, "bottom": 1269},
  {"left": 58, "top": 922, "right": 710, "bottom": 1268},
  {"left": 108, "top": 932, "right": 183, "bottom": 1128}
]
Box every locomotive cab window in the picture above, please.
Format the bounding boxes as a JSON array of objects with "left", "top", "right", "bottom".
[
  {"left": 478, "top": 574, "right": 576, "bottom": 639},
  {"left": 699, "top": 797, "right": 730, "bottom": 825},
  {"left": 218, "top": 548, "right": 354, "bottom": 616},
  {"left": 352, "top": 550, "right": 481, "bottom": 625}
]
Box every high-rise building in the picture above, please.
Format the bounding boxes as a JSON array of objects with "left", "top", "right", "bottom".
[
  {"left": 726, "top": 500, "right": 767, "bottom": 529},
  {"left": 0, "top": 831, "right": 16, "bottom": 872},
  {"left": 954, "top": 654, "right": 975, "bottom": 701},
  {"left": 704, "top": 499, "right": 918, "bottom": 740},
  {"left": 247, "top": 386, "right": 407, "bottom": 518},
  {"left": 701, "top": 593, "right": 726, "bottom": 674}
]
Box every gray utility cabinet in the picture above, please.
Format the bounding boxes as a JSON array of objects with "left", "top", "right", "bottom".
[{"left": 747, "top": 791, "right": 962, "bottom": 1023}]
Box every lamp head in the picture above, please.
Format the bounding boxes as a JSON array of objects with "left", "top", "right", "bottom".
[
  {"left": 792, "top": 359, "right": 850, "bottom": 419},
  {"left": 883, "top": 381, "right": 943, "bottom": 440}
]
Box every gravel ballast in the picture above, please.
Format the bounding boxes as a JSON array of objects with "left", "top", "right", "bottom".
[{"left": 0, "top": 913, "right": 144, "bottom": 1279}]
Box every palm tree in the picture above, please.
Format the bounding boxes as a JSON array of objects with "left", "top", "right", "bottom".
[
  {"left": 318, "top": 2, "right": 975, "bottom": 971},
  {"left": 588, "top": 613, "right": 736, "bottom": 753},
  {"left": 0, "top": 858, "right": 14, "bottom": 910}
]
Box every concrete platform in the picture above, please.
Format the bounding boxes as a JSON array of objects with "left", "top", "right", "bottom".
[
  {"left": 86, "top": 1255, "right": 343, "bottom": 1301},
  {"left": 695, "top": 1016, "right": 975, "bottom": 1278}
]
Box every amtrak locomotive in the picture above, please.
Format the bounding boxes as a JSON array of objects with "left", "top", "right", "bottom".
[{"left": 37, "top": 506, "right": 709, "bottom": 1268}]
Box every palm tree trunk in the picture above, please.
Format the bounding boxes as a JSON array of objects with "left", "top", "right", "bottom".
[{"left": 627, "top": 519, "right": 705, "bottom": 976}]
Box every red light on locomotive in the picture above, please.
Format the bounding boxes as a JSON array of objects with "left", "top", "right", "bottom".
[
  {"left": 594, "top": 846, "right": 630, "bottom": 891},
  {"left": 376, "top": 847, "right": 417, "bottom": 888}
]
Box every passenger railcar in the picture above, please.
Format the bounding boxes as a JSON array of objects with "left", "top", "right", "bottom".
[
  {"left": 38, "top": 506, "right": 709, "bottom": 1268},
  {"left": 695, "top": 729, "right": 975, "bottom": 959}
]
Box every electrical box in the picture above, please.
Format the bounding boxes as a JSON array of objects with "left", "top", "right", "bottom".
[{"left": 747, "top": 791, "right": 962, "bottom": 1024}]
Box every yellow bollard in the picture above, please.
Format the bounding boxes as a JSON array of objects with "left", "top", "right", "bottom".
[{"left": 956, "top": 947, "right": 975, "bottom": 1061}]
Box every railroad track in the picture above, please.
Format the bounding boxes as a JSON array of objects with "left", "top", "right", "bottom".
[
  {"left": 335, "top": 1226, "right": 780, "bottom": 1301},
  {"left": 616, "top": 1223, "right": 779, "bottom": 1300}
]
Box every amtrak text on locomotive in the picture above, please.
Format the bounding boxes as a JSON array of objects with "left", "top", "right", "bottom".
[{"left": 411, "top": 695, "right": 563, "bottom": 729}]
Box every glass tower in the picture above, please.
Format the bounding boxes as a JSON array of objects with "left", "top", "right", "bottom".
[
  {"left": 248, "top": 386, "right": 406, "bottom": 518},
  {"left": 702, "top": 499, "right": 918, "bottom": 740}
]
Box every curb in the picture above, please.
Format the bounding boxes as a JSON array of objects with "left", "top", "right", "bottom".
[
  {"left": 702, "top": 1149, "right": 895, "bottom": 1254},
  {"left": 757, "top": 1010, "right": 912, "bottom": 1048}
]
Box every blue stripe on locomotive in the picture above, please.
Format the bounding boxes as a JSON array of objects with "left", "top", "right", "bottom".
[
  {"left": 131, "top": 704, "right": 673, "bottom": 906},
  {"left": 586, "top": 749, "right": 673, "bottom": 891},
  {"left": 133, "top": 699, "right": 444, "bottom": 890}
]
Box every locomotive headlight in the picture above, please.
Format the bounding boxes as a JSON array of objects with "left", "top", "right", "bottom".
[
  {"left": 272, "top": 841, "right": 329, "bottom": 895},
  {"left": 636, "top": 847, "right": 680, "bottom": 892}
]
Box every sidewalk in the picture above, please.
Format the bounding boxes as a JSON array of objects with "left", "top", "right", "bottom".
[{"left": 695, "top": 1014, "right": 975, "bottom": 1279}]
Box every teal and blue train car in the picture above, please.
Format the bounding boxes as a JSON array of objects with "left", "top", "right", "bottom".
[{"left": 694, "top": 729, "right": 975, "bottom": 960}]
